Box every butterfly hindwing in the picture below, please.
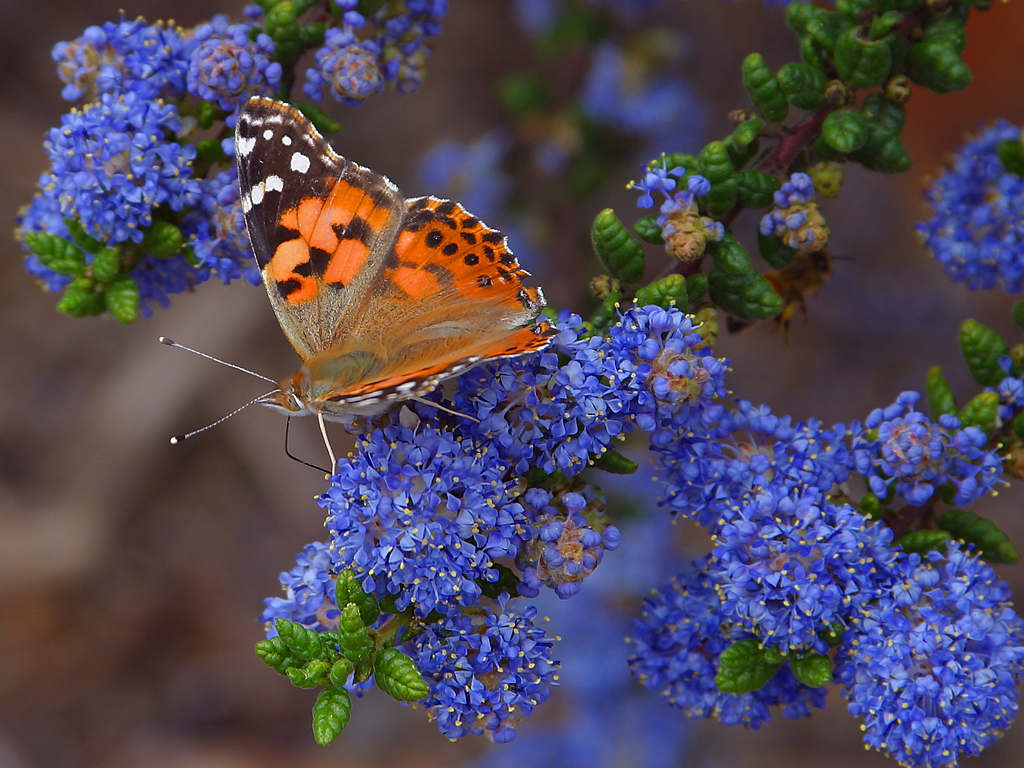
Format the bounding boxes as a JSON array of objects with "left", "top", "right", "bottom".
[{"left": 235, "top": 97, "right": 406, "bottom": 360}]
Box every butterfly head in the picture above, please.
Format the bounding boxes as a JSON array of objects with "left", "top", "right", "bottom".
[{"left": 258, "top": 377, "right": 310, "bottom": 416}]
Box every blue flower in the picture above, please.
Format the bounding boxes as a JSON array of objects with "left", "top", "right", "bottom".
[
  {"left": 759, "top": 172, "right": 828, "bottom": 254},
  {"left": 419, "top": 132, "right": 511, "bottom": 218},
  {"left": 304, "top": 27, "right": 382, "bottom": 104},
  {"left": 408, "top": 595, "right": 559, "bottom": 742},
  {"left": 17, "top": 183, "right": 76, "bottom": 293},
  {"left": 183, "top": 168, "right": 260, "bottom": 285},
  {"left": 52, "top": 17, "right": 190, "bottom": 102},
  {"left": 318, "top": 424, "right": 532, "bottom": 617},
  {"left": 367, "top": 0, "right": 448, "bottom": 94},
  {"left": 44, "top": 92, "right": 202, "bottom": 245},
  {"left": 628, "top": 556, "right": 826, "bottom": 728},
  {"left": 261, "top": 541, "right": 339, "bottom": 631},
  {"left": 711, "top": 486, "right": 897, "bottom": 652},
  {"left": 516, "top": 488, "right": 621, "bottom": 599},
  {"left": 837, "top": 542, "right": 1024, "bottom": 767},
  {"left": 851, "top": 390, "right": 1003, "bottom": 507},
  {"left": 186, "top": 15, "right": 282, "bottom": 115},
  {"left": 918, "top": 120, "right": 1024, "bottom": 292}
]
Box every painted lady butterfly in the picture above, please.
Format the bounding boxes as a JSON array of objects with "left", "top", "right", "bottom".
[{"left": 230, "top": 97, "right": 553, "bottom": 458}]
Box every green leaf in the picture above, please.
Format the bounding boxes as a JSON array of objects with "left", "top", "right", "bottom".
[
  {"left": 908, "top": 41, "right": 971, "bottom": 94},
  {"left": 498, "top": 74, "right": 548, "bottom": 114},
  {"left": 821, "top": 109, "right": 870, "bottom": 154},
  {"left": 588, "top": 291, "right": 621, "bottom": 331},
  {"left": 959, "top": 319, "right": 1008, "bottom": 386},
  {"left": 698, "top": 141, "right": 734, "bottom": 184},
  {"left": 264, "top": 0, "right": 302, "bottom": 63},
  {"left": 291, "top": 100, "right": 341, "bottom": 134},
  {"left": 897, "top": 529, "right": 953, "bottom": 554},
  {"left": 105, "top": 276, "right": 140, "bottom": 324},
  {"left": 635, "top": 274, "right": 688, "bottom": 310},
  {"left": 736, "top": 171, "right": 781, "bottom": 208},
  {"left": 998, "top": 139, "right": 1024, "bottom": 177},
  {"left": 298, "top": 22, "right": 325, "bottom": 49},
  {"left": 858, "top": 491, "right": 883, "bottom": 519},
  {"left": 335, "top": 571, "right": 380, "bottom": 626},
  {"left": 957, "top": 391, "right": 1000, "bottom": 436},
  {"left": 255, "top": 636, "right": 301, "bottom": 674},
  {"left": 776, "top": 61, "right": 827, "bottom": 110},
  {"left": 860, "top": 93, "right": 905, "bottom": 136},
  {"left": 1014, "top": 410, "right": 1024, "bottom": 440},
  {"left": 757, "top": 231, "right": 797, "bottom": 269},
  {"left": 921, "top": 17, "right": 966, "bottom": 53},
  {"left": 799, "top": 35, "right": 826, "bottom": 70},
  {"left": 196, "top": 100, "right": 217, "bottom": 130},
  {"left": 634, "top": 216, "right": 664, "bottom": 245},
  {"left": 337, "top": 603, "right": 374, "bottom": 664},
  {"left": 594, "top": 449, "right": 638, "bottom": 474},
  {"left": 869, "top": 10, "right": 904, "bottom": 40},
  {"left": 701, "top": 177, "right": 738, "bottom": 217},
  {"left": 90, "top": 247, "right": 121, "bottom": 283},
  {"left": 790, "top": 654, "right": 832, "bottom": 688},
  {"left": 715, "top": 638, "right": 781, "bottom": 694},
  {"left": 741, "top": 53, "right": 788, "bottom": 123},
  {"left": 685, "top": 273, "right": 708, "bottom": 304},
  {"left": 940, "top": 508, "right": 1019, "bottom": 563},
  {"left": 374, "top": 647, "right": 430, "bottom": 701},
  {"left": 286, "top": 659, "right": 332, "bottom": 688},
  {"left": 23, "top": 231, "right": 86, "bottom": 277},
  {"left": 312, "top": 688, "right": 352, "bottom": 746},
  {"left": 591, "top": 209, "right": 645, "bottom": 284},
  {"left": 1014, "top": 300, "right": 1024, "bottom": 331},
  {"left": 63, "top": 218, "right": 103, "bottom": 254},
  {"left": 142, "top": 221, "right": 185, "bottom": 259},
  {"left": 805, "top": 12, "right": 850, "bottom": 52},
  {"left": 925, "top": 366, "right": 957, "bottom": 417},
  {"left": 708, "top": 236, "right": 783, "bottom": 320},
  {"left": 786, "top": 3, "right": 825, "bottom": 35},
  {"left": 195, "top": 138, "right": 226, "bottom": 164},
  {"left": 56, "top": 277, "right": 104, "bottom": 317},
  {"left": 275, "top": 618, "right": 326, "bottom": 662}
]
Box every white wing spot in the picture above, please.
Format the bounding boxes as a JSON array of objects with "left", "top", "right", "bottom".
[
  {"left": 282, "top": 135, "right": 293, "bottom": 146},
  {"left": 249, "top": 181, "right": 265, "bottom": 206},
  {"left": 262, "top": 129, "right": 273, "bottom": 140},
  {"left": 236, "top": 135, "right": 256, "bottom": 157},
  {"left": 397, "top": 381, "right": 419, "bottom": 391},
  {"left": 290, "top": 152, "right": 311, "bottom": 174},
  {"left": 265, "top": 175, "right": 284, "bottom": 193}
]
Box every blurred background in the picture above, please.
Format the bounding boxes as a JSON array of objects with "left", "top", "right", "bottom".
[{"left": 3, "top": 1, "right": 1024, "bottom": 766}]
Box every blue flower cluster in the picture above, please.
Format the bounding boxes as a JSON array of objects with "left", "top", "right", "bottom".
[
  {"left": 631, "top": 160, "right": 724, "bottom": 261},
  {"left": 918, "top": 120, "right": 1024, "bottom": 292},
  {"left": 837, "top": 542, "right": 1024, "bottom": 767},
  {"left": 305, "top": 0, "right": 448, "bottom": 103},
  {"left": 758, "top": 172, "right": 829, "bottom": 254},
  {"left": 628, "top": 555, "right": 827, "bottom": 728},
  {"left": 851, "top": 391, "right": 1003, "bottom": 507}
]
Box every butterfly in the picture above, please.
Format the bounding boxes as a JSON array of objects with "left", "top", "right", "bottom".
[{"left": 230, "top": 96, "right": 554, "bottom": 465}]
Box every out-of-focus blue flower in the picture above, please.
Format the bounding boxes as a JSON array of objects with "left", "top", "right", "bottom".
[
  {"left": 850, "top": 390, "right": 1003, "bottom": 507},
  {"left": 419, "top": 132, "right": 511, "bottom": 218},
  {"left": 918, "top": 120, "right": 1024, "bottom": 293},
  {"left": 304, "top": 27, "right": 382, "bottom": 104},
  {"left": 712, "top": 487, "right": 897, "bottom": 652},
  {"left": 318, "top": 424, "right": 533, "bottom": 617},
  {"left": 43, "top": 92, "right": 201, "bottom": 245},
  {"left": 186, "top": 14, "right": 282, "bottom": 116},
  {"left": 52, "top": 17, "right": 190, "bottom": 102},
  {"left": 628, "top": 555, "right": 827, "bottom": 728},
  {"left": 516, "top": 488, "right": 620, "bottom": 599},
  {"left": 837, "top": 542, "right": 1024, "bottom": 767},
  {"left": 759, "top": 172, "right": 828, "bottom": 254},
  {"left": 183, "top": 168, "right": 260, "bottom": 285},
  {"left": 409, "top": 595, "right": 559, "bottom": 742}
]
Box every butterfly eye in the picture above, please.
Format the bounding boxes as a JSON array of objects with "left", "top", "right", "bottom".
[{"left": 290, "top": 393, "right": 304, "bottom": 411}]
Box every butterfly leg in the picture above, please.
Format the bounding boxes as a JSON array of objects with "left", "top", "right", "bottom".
[{"left": 317, "top": 411, "right": 337, "bottom": 474}]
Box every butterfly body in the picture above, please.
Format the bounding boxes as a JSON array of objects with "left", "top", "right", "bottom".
[{"left": 235, "top": 97, "right": 554, "bottom": 423}]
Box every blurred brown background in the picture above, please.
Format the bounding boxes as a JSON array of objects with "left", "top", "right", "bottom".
[{"left": 2, "top": 1, "right": 1024, "bottom": 766}]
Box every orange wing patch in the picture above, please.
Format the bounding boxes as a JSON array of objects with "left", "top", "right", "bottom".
[
  {"left": 388, "top": 197, "right": 543, "bottom": 312},
  {"left": 267, "top": 179, "right": 398, "bottom": 304}
]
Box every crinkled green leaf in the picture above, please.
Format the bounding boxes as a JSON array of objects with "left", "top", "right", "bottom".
[
  {"left": 635, "top": 274, "right": 687, "bottom": 310},
  {"left": 757, "top": 231, "right": 797, "bottom": 269},
  {"left": 337, "top": 603, "right": 374, "bottom": 664},
  {"left": 715, "top": 638, "right": 781, "bottom": 694},
  {"left": 633, "top": 216, "right": 664, "bottom": 245},
  {"left": 63, "top": 218, "right": 103, "bottom": 254},
  {"left": 275, "top": 618, "right": 326, "bottom": 662},
  {"left": 374, "top": 647, "right": 430, "bottom": 702},
  {"left": 860, "top": 93, "right": 905, "bottom": 136},
  {"left": 591, "top": 209, "right": 645, "bottom": 283},
  {"left": 925, "top": 365, "right": 957, "bottom": 418},
  {"left": 594, "top": 449, "right": 638, "bottom": 474},
  {"left": 312, "top": 688, "right": 351, "bottom": 746},
  {"left": 286, "top": 658, "right": 332, "bottom": 689},
  {"left": 736, "top": 171, "right": 781, "bottom": 208},
  {"left": 790, "top": 653, "right": 832, "bottom": 688},
  {"left": 329, "top": 657, "right": 355, "bottom": 688},
  {"left": 742, "top": 53, "right": 788, "bottom": 123},
  {"left": 959, "top": 319, "right": 1008, "bottom": 386},
  {"left": 335, "top": 570, "right": 380, "bottom": 627},
  {"left": 940, "top": 508, "right": 1019, "bottom": 563},
  {"left": 821, "top": 109, "right": 870, "bottom": 154},
  {"left": 105, "top": 276, "right": 139, "bottom": 324},
  {"left": 91, "top": 247, "right": 121, "bottom": 283},
  {"left": 957, "top": 391, "right": 1000, "bottom": 437},
  {"left": 23, "top": 231, "right": 86, "bottom": 277},
  {"left": 255, "top": 636, "right": 302, "bottom": 674},
  {"left": 56, "top": 277, "right": 104, "bottom": 317},
  {"left": 908, "top": 41, "right": 971, "bottom": 94},
  {"left": 897, "top": 529, "right": 953, "bottom": 555},
  {"left": 141, "top": 221, "right": 185, "bottom": 259},
  {"left": 776, "top": 61, "right": 827, "bottom": 110}
]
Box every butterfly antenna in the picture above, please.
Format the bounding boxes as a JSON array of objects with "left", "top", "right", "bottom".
[
  {"left": 158, "top": 337, "right": 277, "bottom": 385},
  {"left": 170, "top": 388, "right": 280, "bottom": 445}
]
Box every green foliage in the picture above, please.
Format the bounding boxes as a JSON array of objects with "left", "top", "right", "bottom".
[
  {"left": 337, "top": 603, "right": 374, "bottom": 664},
  {"left": 742, "top": 53, "right": 788, "bottom": 122},
  {"left": 925, "top": 365, "right": 957, "bottom": 418},
  {"left": 908, "top": 37, "right": 971, "bottom": 93},
  {"left": 790, "top": 653, "right": 832, "bottom": 688},
  {"left": 292, "top": 100, "right": 342, "bottom": 133},
  {"left": 105, "top": 276, "right": 140, "bottom": 324},
  {"left": 635, "top": 274, "right": 688, "bottom": 310},
  {"left": 999, "top": 139, "right": 1024, "bottom": 177},
  {"left": 335, "top": 570, "right": 380, "bottom": 627},
  {"left": 959, "top": 319, "right": 1009, "bottom": 386},
  {"left": 276, "top": 618, "right": 326, "bottom": 661},
  {"left": 897, "top": 529, "right": 953, "bottom": 555},
  {"left": 834, "top": 27, "right": 892, "bottom": 89},
  {"left": 736, "top": 171, "right": 781, "bottom": 208},
  {"left": 715, "top": 638, "right": 781, "bottom": 694},
  {"left": 940, "top": 508, "right": 1019, "bottom": 564},
  {"left": 594, "top": 449, "right": 639, "bottom": 474},
  {"left": 591, "top": 209, "right": 645, "bottom": 283},
  {"left": 821, "top": 109, "right": 870, "bottom": 154},
  {"left": 312, "top": 689, "right": 352, "bottom": 746},
  {"left": 958, "top": 391, "right": 999, "bottom": 437},
  {"left": 374, "top": 648, "right": 430, "bottom": 702},
  {"left": 757, "top": 231, "right": 797, "bottom": 269},
  {"left": 141, "top": 221, "right": 185, "bottom": 258},
  {"left": 707, "top": 236, "right": 784, "bottom": 320},
  {"left": 633, "top": 216, "right": 664, "bottom": 245},
  {"left": 24, "top": 231, "right": 85, "bottom": 277},
  {"left": 776, "top": 62, "right": 826, "bottom": 110}
]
